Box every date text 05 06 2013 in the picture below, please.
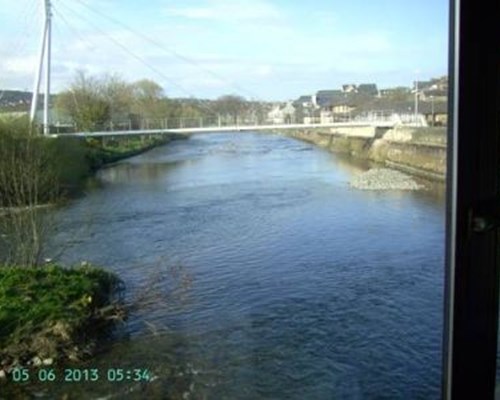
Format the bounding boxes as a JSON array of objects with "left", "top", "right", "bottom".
[{"left": 10, "top": 367, "right": 152, "bottom": 383}]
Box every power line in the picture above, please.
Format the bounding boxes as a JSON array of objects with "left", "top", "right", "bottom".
[
  {"left": 52, "top": 1, "right": 220, "bottom": 116},
  {"left": 52, "top": 3, "right": 107, "bottom": 63},
  {"left": 71, "top": 0, "right": 262, "bottom": 101},
  {"left": 54, "top": 2, "right": 193, "bottom": 95},
  {"left": 6, "top": 0, "right": 41, "bottom": 58},
  {"left": 0, "top": 0, "right": 41, "bottom": 101}
]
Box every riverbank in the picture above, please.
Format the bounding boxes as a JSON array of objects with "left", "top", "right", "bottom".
[
  {"left": 84, "top": 133, "right": 187, "bottom": 172},
  {"left": 0, "top": 263, "right": 125, "bottom": 380},
  {"left": 0, "top": 130, "right": 186, "bottom": 207},
  {"left": 281, "top": 126, "right": 447, "bottom": 182},
  {"left": 350, "top": 168, "right": 425, "bottom": 190},
  {"left": 0, "top": 127, "right": 180, "bottom": 383}
]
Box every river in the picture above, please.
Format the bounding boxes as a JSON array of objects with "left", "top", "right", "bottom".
[{"left": 29, "top": 133, "right": 446, "bottom": 398}]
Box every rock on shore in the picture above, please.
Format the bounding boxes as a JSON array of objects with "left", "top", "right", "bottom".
[{"left": 350, "top": 168, "right": 424, "bottom": 191}]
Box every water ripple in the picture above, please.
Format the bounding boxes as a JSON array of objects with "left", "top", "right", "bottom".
[{"left": 47, "top": 133, "right": 445, "bottom": 399}]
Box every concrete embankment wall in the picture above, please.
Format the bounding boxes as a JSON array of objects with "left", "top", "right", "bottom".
[{"left": 281, "top": 126, "right": 447, "bottom": 181}]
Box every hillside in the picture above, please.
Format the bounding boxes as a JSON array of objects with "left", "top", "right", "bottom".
[{"left": 0, "top": 90, "right": 32, "bottom": 112}]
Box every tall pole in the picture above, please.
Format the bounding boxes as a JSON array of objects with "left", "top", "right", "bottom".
[
  {"left": 29, "top": 0, "right": 51, "bottom": 134},
  {"left": 29, "top": 1, "right": 49, "bottom": 126},
  {"left": 414, "top": 79, "right": 419, "bottom": 125},
  {"left": 431, "top": 95, "right": 435, "bottom": 126},
  {"left": 43, "top": 0, "right": 52, "bottom": 135}
]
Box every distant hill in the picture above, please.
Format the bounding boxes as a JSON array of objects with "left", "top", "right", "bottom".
[{"left": 0, "top": 90, "right": 32, "bottom": 112}]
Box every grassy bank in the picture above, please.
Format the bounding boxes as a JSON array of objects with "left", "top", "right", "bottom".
[
  {"left": 84, "top": 134, "right": 173, "bottom": 172},
  {"left": 0, "top": 120, "right": 167, "bottom": 380},
  {"left": 0, "top": 263, "right": 125, "bottom": 373},
  {"left": 0, "top": 118, "right": 180, "bottom": 207}
]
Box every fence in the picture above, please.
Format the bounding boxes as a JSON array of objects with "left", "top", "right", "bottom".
[{"left": 51, "top": 111, "right": 429, "bottom": 133}]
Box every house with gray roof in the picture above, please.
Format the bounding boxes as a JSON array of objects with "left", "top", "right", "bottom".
[
  {"left": 293, "top": 95, "right": 316, "bottom": 108},
  {"left": 342, "top": 84, "right": 357, "bottom": 93},
  {"left": 357, "top": 84, "right": 379, "bottom": 96},
  {"left": 315, "top": 90, "right": 343, "bottom": 107}
]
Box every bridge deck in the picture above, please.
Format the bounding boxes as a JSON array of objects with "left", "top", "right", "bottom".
[{"left": 49, "top": 121, "right": 398, "bottom": 138}]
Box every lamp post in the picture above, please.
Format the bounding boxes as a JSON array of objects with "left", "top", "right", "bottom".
[
  {"left": 430, "top": 95, "right": 435, "bottom": 127},
  {"left": 414, "top": 79, "right": 419, "bottom": 125}
]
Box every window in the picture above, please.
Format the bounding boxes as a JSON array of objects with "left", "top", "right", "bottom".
[{"left": 443, "top": 0, "right": 500, "bottom": 398}]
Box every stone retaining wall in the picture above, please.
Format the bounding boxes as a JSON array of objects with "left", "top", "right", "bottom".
[{"left": 281, "top": 126, "right": 447, "bottom": 181}]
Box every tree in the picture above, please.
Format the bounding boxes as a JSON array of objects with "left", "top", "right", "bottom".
[
  {"left": 383, "top": 87, "right": 412, "bottom": 102},
  {"left": 55, "top": 71, "right": 111, "bottom": 131},
  {"left": 102, "top": 74, "right": 134, "bottom": 121},
  {"left": 214, "top": 94, "right": 248, "bottom": 124},
  {"left": 0, "top": 118, "right": 60, "bottom": 266},
  {"left": 293, "top": 104, "right": 306, "bottom": 124},
  {"left": 132, "top": 79, "right": 164, "bottom": 101},
  {"left": 131, "top": 79, "right": 168, "bottom": 119}
]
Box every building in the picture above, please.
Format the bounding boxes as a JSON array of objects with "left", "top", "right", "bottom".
[
  {"left": 315, "top": 90, "right": 343, "bottom": 107},
  {"left": 357, "top": 83, "right": 379, "bottom": 97},
  {"left": 414, "top": 76, "right": 448, "bottom": 101},
  {"left": 379, "top": 87, "right": 412, "bottom": 99},
  {"left": 293, "top": 95, "right": 316, "bottom": 108},
  {"left": 418, "top": 100, "right": 448, "bottom": 126},
  {"left": 267, "top": 102, "right": 296, "bottom": 124},
  {"left": 319, "top": 95, "right": 358, "bottom": 123},
  {"left": 342, "top": 84, "right": 358, "bottom": 93}
]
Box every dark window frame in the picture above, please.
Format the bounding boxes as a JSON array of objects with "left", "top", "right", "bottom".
[{"left": 443, "top": 0, "right": 500, "bottom": 398}]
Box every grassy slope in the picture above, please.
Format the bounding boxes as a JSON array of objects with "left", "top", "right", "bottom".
[{"left": 0, "top": 264, "right": 124, "bottom": 364}]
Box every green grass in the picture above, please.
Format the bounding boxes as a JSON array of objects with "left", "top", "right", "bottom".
[
  {"left": 84, "top": 135, "right": 170, "bottom": 170},
  {"left": 0, "top": 264, "right": 124, "bottom": 363}
]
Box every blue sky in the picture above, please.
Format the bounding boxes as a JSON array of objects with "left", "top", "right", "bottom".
[{"left": 0, "top": 0, "right": 449, "bottom": 101}]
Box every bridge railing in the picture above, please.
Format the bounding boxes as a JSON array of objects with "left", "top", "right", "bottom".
[{"left": 54, "top": 110, "right": 429, "bottom": 134}]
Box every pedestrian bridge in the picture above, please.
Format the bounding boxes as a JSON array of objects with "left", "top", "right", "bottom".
[{"left": 49, "top": 120, "right": 415, "bottom": 138}]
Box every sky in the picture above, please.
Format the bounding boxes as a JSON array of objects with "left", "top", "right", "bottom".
[{"left": 0, "top": 0, "right": 449, "bottom": 101}]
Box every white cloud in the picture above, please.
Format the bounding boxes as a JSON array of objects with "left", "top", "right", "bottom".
[
  {"left": 255, "top": 65, "right": 273, "bottom": 77},
  {"left": 3, "top": 55, "right": 37, "bottom": 74},
  {"left": 346, "top": 32, "right": 392, "bottom": 53},
  {"left": 0, "top": 1, "right": 444, "bottom": 100},
  {"left": 164, "top": 0, "right": 282, "bottom": 22}
]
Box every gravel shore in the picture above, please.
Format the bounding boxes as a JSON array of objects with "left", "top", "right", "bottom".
[{"left": 350, "top": 168, "right": 425, "bottom": 191}]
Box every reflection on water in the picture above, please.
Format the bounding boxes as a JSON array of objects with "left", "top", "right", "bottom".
[
  {"left": 12, "top": 133, "right": 445, "bottom": 399},
  {"left": 98, "top": 161, "right": 184, "bottom": 184}
]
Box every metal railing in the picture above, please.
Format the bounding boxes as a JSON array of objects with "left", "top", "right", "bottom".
[{"left": 52, "top": 110, "right": 429, "bottom": 134}]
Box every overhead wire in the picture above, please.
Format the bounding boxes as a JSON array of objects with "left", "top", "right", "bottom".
[
  {"left": 71, "top": 0, "right": 262, "bottom": 101},
  {"left": 53, "top": 1, "right": 223, "bottom": 116},
  {"left": 52, "top": 2, "right": 110, "bottom": 66},
  {"left": 50, "top": 4, "right": 87, "bottom": 121},
  {"left": 4, "top": 0, "right": 40, "bottom": 60},
  {"left": 0, "top": 0, "right": 41, "bottom": 101}
]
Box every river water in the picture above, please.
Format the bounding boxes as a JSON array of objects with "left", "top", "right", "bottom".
[{"left": 30, "top": 133, "right": 445, "bottom": 398}]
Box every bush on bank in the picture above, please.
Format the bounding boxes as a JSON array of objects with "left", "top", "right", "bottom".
[
  {"left": 0, "top": 118, "right": 170, "bottom": 207},
  {"left": 0, "top": 120, "right": 168, "bottom": 371},
  {"left": 84, "top": 135, "right": 170, "bottom": 171},
  {"left": 0, "top": 263, "right": 125, "bottom": 367},
  {"left": 0, "top": 120, "right": 127, "bottom": 367},
  {"left": 0, "top": 119, "right": 89, "bottom": 207}
]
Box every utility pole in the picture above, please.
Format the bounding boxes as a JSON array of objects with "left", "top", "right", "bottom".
[
  {"left": 30, "top": 0, "right": 52, "bottom": 135},
  {"left": 44, "top": 0, "right": 52, "bottom": 135},
  {"left": 430, "top": 95, "right": 435, "bottom": 126},
  {"left": 414, "top": 79, "right": 419, "bottom": 125}
]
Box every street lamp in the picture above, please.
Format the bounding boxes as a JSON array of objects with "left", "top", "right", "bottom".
[
  {"left": 430, "top": 95, "right": 435, "bottom": 127},
  {"left": 414, "top": 79, "right": 419, "bottom": 125}
]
